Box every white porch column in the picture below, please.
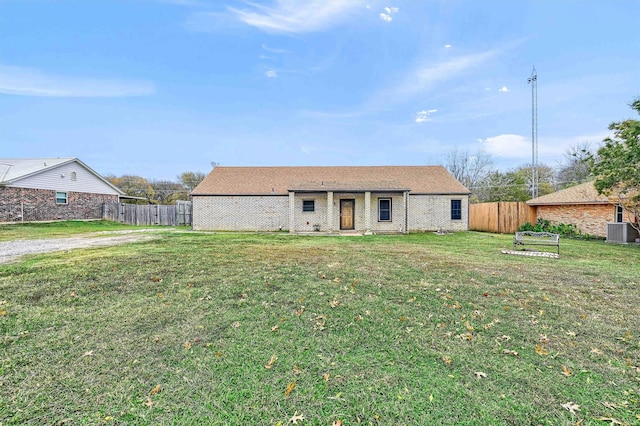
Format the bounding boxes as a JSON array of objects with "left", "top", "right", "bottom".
[
  {"left": 289, "top": 191, "right": 296, "bottom": 233},
  {"left": 403, "top": 191, "right": 409, "bottom": 234},
  {"left": 364, "top": 191, "right": 373, "bottom": 235},
  {"left": 326, "top": 191, "right": 334, "bottom": 233}
]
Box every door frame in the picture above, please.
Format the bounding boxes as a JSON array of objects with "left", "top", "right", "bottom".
[{"left": 340, "top": 199, "right": 355, "bottom": 230}]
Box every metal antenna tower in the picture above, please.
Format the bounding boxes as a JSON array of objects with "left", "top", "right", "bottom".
[{"left": 527, "top": 66, "right": 538, "bottom": 199}]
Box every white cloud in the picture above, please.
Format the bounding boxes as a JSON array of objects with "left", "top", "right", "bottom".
[
  {"left": 387, "top": 48, "right": 501, "bottom": 102},
  {"left": 415, "top": 109, "right": 438, "bottom": 123},
  {"left": 481, "top": 134, "right": 530, "bottom": 159},
  {"left": 265, "top": 70, "right": 278, "bottom": 78},
  {"left": 498, "top": 86, "right": 509, "bottom": 92},
  {"left": 229, "top": 0, "right": 368, "bottom": 34},
  {"left": 481, "top": 131, "right": 611, "bottom": 163},
  {"left": 0, "top": 65, "right": 154, "bottom": 97},
  {"left": 444, "top": 44, "right": 452, "bottom": 49},
  {"left": 262, "top": 44, "right": 291, "bottom": 54},
  {"left": 380, "top": 6, "right": 398, "bottom": 21}
]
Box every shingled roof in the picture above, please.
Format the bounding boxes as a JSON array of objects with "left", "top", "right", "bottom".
[
  {"left": 191, "top": 166, "right": 470, "bottom": 196},
  {"left": 527, "top": 181, "right": 610, "bottom": 206}
]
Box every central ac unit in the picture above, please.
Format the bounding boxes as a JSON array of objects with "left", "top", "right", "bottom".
[{"left": 606, "top": 222, "right": 640, "bottom": 243}]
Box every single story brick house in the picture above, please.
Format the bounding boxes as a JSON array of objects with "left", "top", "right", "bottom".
[
  {"left": 527, "top": 181, "right": 637, "bottom": 237},
  {"left": 191, "top": 166, "right": 470, "bottom": 234},
  {"left": 0, "top": 158, "right": 124, "bottom": 222}
]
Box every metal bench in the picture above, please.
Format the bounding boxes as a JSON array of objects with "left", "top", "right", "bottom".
[{"left": 513, "top": 231, "right": 560, "bottom": 255}]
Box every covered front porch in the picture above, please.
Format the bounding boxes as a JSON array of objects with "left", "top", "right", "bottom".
[{"left": 287, "top": 181, "right": 410, "bottom": 235}]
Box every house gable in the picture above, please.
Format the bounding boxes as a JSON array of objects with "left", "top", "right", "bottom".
[{"left": 0, "top": 158, "right": 123, "bottom": 196}]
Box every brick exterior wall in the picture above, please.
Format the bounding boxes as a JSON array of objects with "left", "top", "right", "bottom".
[
  {"left": 193, "top": 193, "right": 469, "bottom": 233},
  {"left": 535, "top": 204, "right": 636, "bottom": 237},
  {"left": 0, "top": 187, "right": 119, "bottom": 222},
  {"left": 192, "top": 195, "right": 290, "bottom": 231},
  {"left": 408, "top": 195, "right": 469, "bottom": 232}
]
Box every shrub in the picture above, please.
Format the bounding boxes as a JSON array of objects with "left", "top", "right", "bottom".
[{"left": 518, "top": 218, "right": 583, "bottom": 238}]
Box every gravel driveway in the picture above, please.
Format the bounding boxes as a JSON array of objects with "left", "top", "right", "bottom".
[{"left": 0, "top": 229, "right": 165, "bottom": 265}]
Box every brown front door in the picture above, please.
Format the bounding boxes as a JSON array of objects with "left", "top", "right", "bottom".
[{"left": 340, "top": 199, "right": 355, "bottom": 230}]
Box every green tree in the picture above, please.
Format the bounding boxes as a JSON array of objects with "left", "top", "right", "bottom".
[
  {"left": 475, "top": 164, "right": 555, "bottom": 202},
  {"left": 179, "top": 171, "right": 206, "bottom": 192},
  {"left": 591, "top": 98, "right": 640, "bottom": 231},
  {"left": 106, "top": 175, "right": 155, "bottom": 203},
  {"left": 150, "top": 179, "right": 189, "bottom": 204}
]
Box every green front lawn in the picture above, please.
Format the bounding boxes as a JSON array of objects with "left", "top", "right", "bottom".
[{"left": 1, "top": 229, "right": 638, "bottom": 424}]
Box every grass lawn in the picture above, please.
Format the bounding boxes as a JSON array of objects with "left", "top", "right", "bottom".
[
  {"left": 1, "top": 225, "right": 639, "bottom": 425},
  {"left": 0, "top": 220, "right": 148, "bottom": 242}
]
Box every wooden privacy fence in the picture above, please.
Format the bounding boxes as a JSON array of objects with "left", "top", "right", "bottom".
[
  {"left": 102, "top": 201, "right": 192, "bottom": 226},
  {"left": 469, "top": 202, "right": 536, "bottom": 234}
]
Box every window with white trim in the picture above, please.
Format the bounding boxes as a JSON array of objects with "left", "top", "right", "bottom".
[
  {"left": 70, "top": 171, "right": 77, "bottom": 181},
  {"left": 56, "top": 192, "right": 68, "bottom": 205},
  {"left": 616, "top": 205, "right": 624, "bottom": 222},
  {"left": 378, "top": 198, "right": 392, "bottom": 221}
]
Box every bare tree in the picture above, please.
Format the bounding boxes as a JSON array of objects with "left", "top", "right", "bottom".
[
  {"left": 445, "top": 147, "right": 495, "bottom": 201},
  {"left": 556, "top": 142, "right": 596, "bottom": 188}
]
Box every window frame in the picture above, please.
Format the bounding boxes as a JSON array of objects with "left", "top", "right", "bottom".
[
  {"left": 378, "top": 198, "right": 392, "bottom": 222},
  {"left": 302, "top": 200, "right": 315, "bottom": 212},
  {"left": 451, "top": 199, "right": 462, "bottom": 220},
  {"left": 55, "top": 191, "right": 68, "bottom": 205},
  {"left": 70, "top": 171, "right": 77, "bottom": 181},
  {"left": 616, "top": 205, "right": 624, "bottom": 223}
]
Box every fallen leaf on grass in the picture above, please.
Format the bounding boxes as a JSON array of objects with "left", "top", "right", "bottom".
[
  {"left": 601, "top": 402, "right": 617, "bottom": 410},
  {"left": 151, "top": 277, "right": 163, "bottom": 282},
  {"left": 333, "top": 277, "right": 340, "bottom": 283},
  {"left": 284, "top": 381, "right": 296, "bottom": 396},
  {"left": 429, "top": 394, "right": 434, "bottom": 402},
  {"left": 561, "top": 365, "right": 572, "bottom": 377},
  {"left": 271, "top": 325, "right": 279, "bottom": 332},
  {"left": 82, "top": 351, "right": 94, "bottom": 357},
  {"left": 150, "top": 385, "right": 162, "bottom": 395},
  {"left": 591, "top": 348, "right": 603, "bottom": 355},
  {"left": 474, "top": 371, "right": 487, "bottom": 379},
  {"left": 144, "top": 397, "right": 153, "bottom": 408},
  {"left": 329, "top": 299, "right": 340, "bottom": 308},
  {"left": 265, "top": 355, "right": 277, "bottom": 369},
  {"left": 595, "top": 417, "right": 622, "bottom": 425},
  {"left": 561, "top": 402, "right": 580, "bottom": 414},
  {"left": 332, "top": 420, "right": 342, "bottom": 426},
  {"left": 535, "top": 344, "right": 548, "bottom": 356},
  {"left": 0, "top": 310, "right": 6, "bottom": 316},
  {"left": 323, "top": 373, "right": 330, "bottom": 382},
  {"left": 289, "top": 411, "right": 304, "bottom": 424},
  {"left": 183, "top": 341, "right": 192, "bottom": 349},
  {"left": 502, "top": 349, "right": 519, "bottom": 356}
]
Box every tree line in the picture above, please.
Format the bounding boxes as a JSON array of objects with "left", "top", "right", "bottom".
[
  {"left": 104, "top": 171, "right": 206, "bottom": 204},
  {"left": 445, "top": 141, "right": 594, "bottom": 203}
]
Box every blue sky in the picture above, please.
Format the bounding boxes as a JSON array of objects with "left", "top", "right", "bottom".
[{"left": 1, "top": 0, "right": 638, "bottom": 180}]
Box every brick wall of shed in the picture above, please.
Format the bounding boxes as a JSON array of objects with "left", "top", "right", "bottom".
[
  {"left": 408, "top": 195, "right": 469, "bottom": 232},
  {"left": 534, "top": 204, "right": 621, "bottom": 237},
  {"left": 192, "top": 195, "right": 289, "bottom": 231},
  {"left": 0, "top": 186, "right": 118, "bottom": 222}
]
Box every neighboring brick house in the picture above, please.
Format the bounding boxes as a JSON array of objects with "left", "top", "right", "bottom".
[
  {"left": 527, "top": 181, "right": 637, "bottom": 237},
  {"left": 0, "top": 158, "right": 124, "bottom": 222},
  {"left": 191, "top": 166, "right": 470, "bottom": 233}
]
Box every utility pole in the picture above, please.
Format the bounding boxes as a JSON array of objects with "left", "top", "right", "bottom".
[{"left": 527, "top": 66, "right": 538, "bottom": 199}]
